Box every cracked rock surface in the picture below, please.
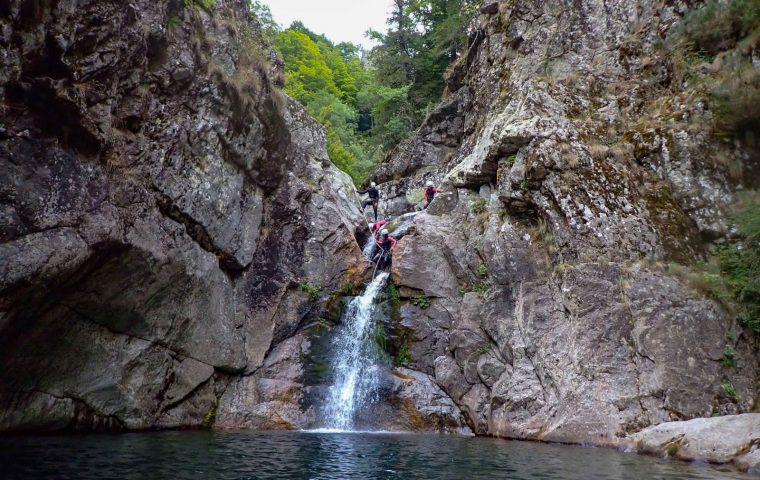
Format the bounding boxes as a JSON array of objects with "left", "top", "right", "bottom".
[
  {"left": 0, "top": 0, "right": 366, "bottom": 431},
  {"left": 375, "top": 0, "right": 760, "bottom": 459}
]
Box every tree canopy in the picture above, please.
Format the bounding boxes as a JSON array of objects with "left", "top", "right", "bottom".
[{"left": 249, "top": 0, "right": 477, "bottom": 185}]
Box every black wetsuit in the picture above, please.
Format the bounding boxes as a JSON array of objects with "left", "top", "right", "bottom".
[
  {"left": 423, "top": 186, "right": 438, "bottom": 209},
  {"left": 374, "top": 235, "right": 396, "bottom": 269},
  {"left": 358, "top": 186, "right": 380, "bottom": 221}
]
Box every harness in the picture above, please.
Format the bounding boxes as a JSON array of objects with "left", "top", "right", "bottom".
[{"left": 425, "top": 186, "right": 436, "bottom": 203}]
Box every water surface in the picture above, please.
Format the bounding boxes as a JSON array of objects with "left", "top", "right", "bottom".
[{"left": 0, "top": 430, "right": 752, "bottom": 479}]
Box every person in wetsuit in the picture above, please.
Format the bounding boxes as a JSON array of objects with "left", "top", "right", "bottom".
[
  {"left": 423, "top": 180, "right": 439, "bottom": 209},
  {"left": 371, "top": 218, "right": 388, "bottom": 237},
  {"left": 358, "top": 182, "right": 380, "bottom": 221},
  {"left": 373, "top": 229, "right": 397, "bottom": 269}
]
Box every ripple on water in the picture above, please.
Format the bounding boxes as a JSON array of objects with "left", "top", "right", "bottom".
[{"left": 0, "top": 431, "right": 754, "bottom": 480}]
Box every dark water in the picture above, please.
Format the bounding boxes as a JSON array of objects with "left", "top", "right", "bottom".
[{"left": 0, "top": 430, "right": 752, "bottom": 480}]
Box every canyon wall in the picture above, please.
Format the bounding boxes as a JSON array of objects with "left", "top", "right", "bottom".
[
  {"left": 377, "top": 0, "right": 760, "bottom": 446},
  {"left": 0, "top": 0, "right": 367, "bottom": 431}
]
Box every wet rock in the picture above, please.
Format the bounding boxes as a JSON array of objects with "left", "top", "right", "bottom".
[
  {"left": 216, "top": 334, "right": 316, "bottom": 430},
  {"left": 630, "top": 414, "right": 760, "bottom": 473},
  {"left": 372, "top": 0, "right": 760, "bottom": 453},
  {"left": 384, "top": 368, "right": 472, "bottom": 435}
]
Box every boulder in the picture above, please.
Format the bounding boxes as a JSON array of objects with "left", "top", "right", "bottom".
[{"left": 630, "top": 414, "right": 760, "bottom": 473}]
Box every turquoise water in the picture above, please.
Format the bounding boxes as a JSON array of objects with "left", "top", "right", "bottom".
[{"left": 0, "top": 430, "right": 752, "bottom": 479}]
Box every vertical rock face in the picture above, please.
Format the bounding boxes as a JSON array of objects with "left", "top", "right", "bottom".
[
  {"left": 0, "top": 0, "right": 366, "bottom": 431},
  {"left": 377, "top": 0, "right": 759, "bottom": 447}
]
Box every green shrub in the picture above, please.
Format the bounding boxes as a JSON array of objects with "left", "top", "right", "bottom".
[
  {"left": 386, "top": 282, "right": 400, "bottom": 306},
  {"left": 478, "top": 262, "right": 488, "bottom": 279},
  {"left": 475, "top": 281, "right": 488, "bottom": 298},
  {"left": 721, "top": 344, "right": 737, "bottom": 367},
  {"left": 470, "top": 198, "right": 487, "bottom": 215},
  {"left": 459, "top": 279, "right": 489, "bottom": 299},
  {"left": 673, "top": 0, "right": 760, "bottom": 55},
  {"left": 478, "top": 344, "right": 491, "bottom": 354},
  {"left": 719, "top": 204, "right": 760, "bottom": 335},
  {"left": 411, "top": 295, "right": 431, "bottom": 309},
  {"left": 183, "top": 0, "right": 215, "bottom": 10},
  {"left": 396, "top": 336, "right": 411, "bottom": 365},
  {"left": 712, "top": 60, "right": 760, "bottom": 140},
  {"left": 300, "top": 282, "right": 322, "bottom": 301},
  {"left": 664, "top": 0, "right": 760, "bottom": 146},
  {"left": 722, "top": 382, "right": 740, "bottom": 401}
]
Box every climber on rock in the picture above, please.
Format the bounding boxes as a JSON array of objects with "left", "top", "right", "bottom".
[
  {"left": 371, "top": 218, "right": 389, "bottom": 238},
  {"left": 423, "top": 180, "right": 439, "bottom": 210},
  {"left": 358, "top": 182, "right": 380, "bottom": 222},
  {"left": 373, "top": 229, "right": 397, "bottom": 269}
]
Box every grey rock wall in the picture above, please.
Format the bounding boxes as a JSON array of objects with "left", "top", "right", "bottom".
[
  {"left": 0, "top": 0, "right": 366, "bottom": 431},
  {"left": 375, "top": 0, "right": 759, "bottom": 457}
]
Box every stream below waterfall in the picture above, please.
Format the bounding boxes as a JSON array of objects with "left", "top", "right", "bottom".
[{"left": 1, "top": 430, "right": 752, "bottom": 479}]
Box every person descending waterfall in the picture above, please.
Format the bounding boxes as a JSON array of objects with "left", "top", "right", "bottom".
[
  {"left": 358, "top": 182, "right": 380, "bottom": 221},
  {"left": 423, "top": 180, "right": 439, "bottom": 209},
  {"left": 371, "top": 218, "right": 389, "bottom": 237},
  {"left": 373, "top": 229, "right": 397, "bottom": 269}
]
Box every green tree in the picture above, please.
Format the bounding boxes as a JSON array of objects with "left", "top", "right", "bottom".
[
  {"left": 262, "top": 1, "right": 476, "bottom": 185},
  {"left": 248, "top": 1, "right": 280, "bottom": 41},
  {"left": 273, "top": 29, "right": 341, "bottom": 103}
]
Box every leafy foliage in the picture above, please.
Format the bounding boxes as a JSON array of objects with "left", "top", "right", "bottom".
[
  {"left": 396, "top": 336, "right": 412, "bottom": 365},
  {"left": 386, "top": 282, "right": 401, "bottom": 307},
  {"left": 300, "top": 282, "right": 322, "bottom": 301},
  {"left": 722, "top": 382, "right": 739, "bottom": 401},
  {"left": 254, "top": 1, "right": 477, "bottom": 184},
  {"left": 721, "top": 344, "right": 737, "bottom": 367},
  {"left": 411, "top": 294, "right": 431, "bottom": 309},
  {"left": 718, "top": 204, "right": 760, "bottom": 334},
  {"left": 673, "top": 0, "right": 760, "bottom": 56},
  {"left": 182, "top": 0, "right": 214, "bottom": 10},
  {"left": 478, "top": 262, "right": 488, "bottom": 279},
  {"left": 664, "top": 0, "right": 760, "bottom": 150},
  {"left": 470, "top": 198, "right": 487, "bottom": 215}
]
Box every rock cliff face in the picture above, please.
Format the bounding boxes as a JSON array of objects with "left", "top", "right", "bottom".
[
  {"left": 1, "top": 0, "right": 758, "bottom": 464},
  {"left": 377, "top": 0, "right": 759, "bottom": 450},
  {"left": 0, "top": 0, "right": 366, "bottom": 431}
]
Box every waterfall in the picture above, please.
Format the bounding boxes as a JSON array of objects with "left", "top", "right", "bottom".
[
  {"left": 362, "top": 234, "right": 377, "bottom": 259},
  {"left": 322, "top": 272, "right": 389, "bottom": 430}
]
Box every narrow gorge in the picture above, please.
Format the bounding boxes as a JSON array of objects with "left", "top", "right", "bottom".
[{"left": 1, "top": 0, "right": 759, "bottom": 477}]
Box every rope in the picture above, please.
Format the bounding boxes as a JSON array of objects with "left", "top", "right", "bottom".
[{"left": 372, "top": 247, "right": 386, "bottom": 280}]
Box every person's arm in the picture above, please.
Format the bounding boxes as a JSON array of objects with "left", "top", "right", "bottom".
[
  {"left": 357, "top": 188, "right": 368, "bottom": 195},
  {"left": 389, "top": 237, "right": 398, "bottom": 250}
]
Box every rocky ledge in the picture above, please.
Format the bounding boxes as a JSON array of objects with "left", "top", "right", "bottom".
[{"left": 630, "top": 414, "right": 760, "bottom": 474}]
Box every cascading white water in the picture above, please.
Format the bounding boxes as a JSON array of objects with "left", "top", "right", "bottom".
[
  {"left": 362, "top": 234, "right": 377, "bottom": 259},
  {"left": 323, "top": 272, "right": 389, "bottom": 430}
]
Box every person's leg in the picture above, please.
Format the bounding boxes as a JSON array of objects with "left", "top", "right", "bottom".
[{"left": 372, "top": 201, "right": 378, "bottom": 221}]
